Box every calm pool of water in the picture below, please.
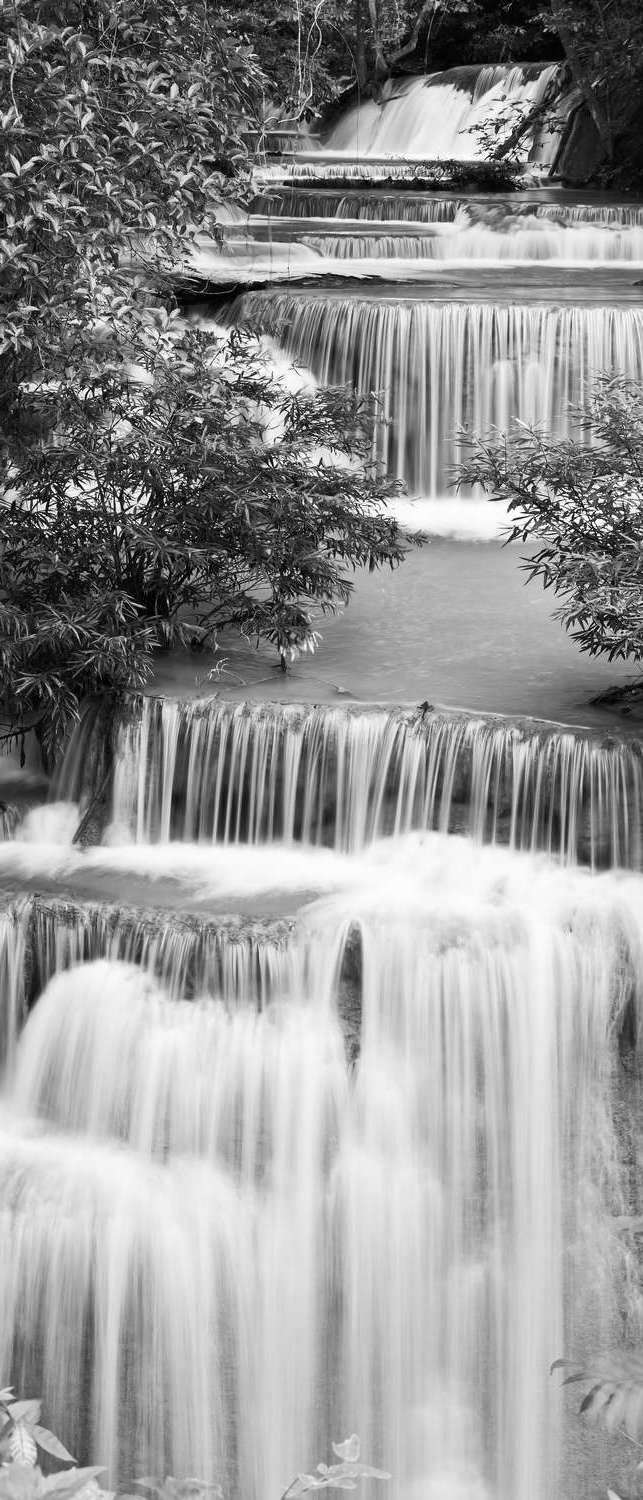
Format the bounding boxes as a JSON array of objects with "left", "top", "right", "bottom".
[{"left": 152, "top": 539, "right": 639, "bottom": 730}]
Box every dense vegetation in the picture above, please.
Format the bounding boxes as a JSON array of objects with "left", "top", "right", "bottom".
[
  {"left": 458, "top": 380, "right": 643, "bottom": 706},
  {"left": 0, "top": 0, "right": 409, "bottom": 764},
  {"left": 225, "top": 0, "right": 557, "bottom": 108}
]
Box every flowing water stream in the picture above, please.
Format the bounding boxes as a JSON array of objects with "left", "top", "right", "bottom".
[{"left": 0, "top": 62, "right": 642, "bottom": 1500}]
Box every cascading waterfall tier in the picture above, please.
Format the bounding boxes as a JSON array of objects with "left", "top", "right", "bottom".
[
  {"left": 0, "top": 890, "right": 362, "bottom": 1064},
  {"left": 16, "top": 893, "right": 294, "bottom": 1004},
  {"left": 250, "top": 193, "right": 643, "bottom": 227},
  {"left": 0, "top": 840, "right": 642, "bottom": 1499},
  {"left": 96, "top": 697, "right": 643, "bottom": 868},
  {"left": 316, "top": 64, "right": 564, "bottom": 168},
  {"left": 249, "top": 192, "right": 468, "bottom": 221},
  {"left": 300, "top": 224, "right": 643, "bottom": 262},
  {"left": 232, "top": 291, "right": 643, "bottom": 496},
  {"left": 243, "top": 194, "right": 643, "bottom": 264},
  {"left": 535, "top": 203, "right": 643, "bottom": 227}
]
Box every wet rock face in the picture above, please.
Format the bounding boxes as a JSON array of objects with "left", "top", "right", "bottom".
[{"left": 556, "top": 103, "right": 606, "bottom": 183}]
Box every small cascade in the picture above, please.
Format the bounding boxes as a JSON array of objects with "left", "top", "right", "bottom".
[
  {"left": 0, "top": 842, "right": 642, "bottom": 1496},
  {"left": 250, "top": 192, "right": 467, "bottom": 221},
  {"left": 300, "top": 223, "right": 643, "bottom": 261},
  {"left": 0, "top": 893, "right": 295, "bottom": 1033},
  {"left": 321, "top": 63, "right": 564, "bottom": 167},
  {"left": 250, "top": 195, "right": 643, "bottom": 227},
  {"left": 262, "top": 159, "right": 511, "bottom": 186},
  {"left": 96, "top": 698, "right": 643, "bottom": 868},
  {"left": 11, "top": 958, "right": 344, "bottom": 1163},
  {"left": 233, "top": 292, "right": 643, "bottom": 496},
  {"left": 534, "top": 203, "right": 643, "bottom": 227},
  {"left": 25, "top": 895, "right": 295, "bottom": 1006}
]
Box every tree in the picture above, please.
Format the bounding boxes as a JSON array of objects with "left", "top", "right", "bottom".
[
  {"left": 456, "top": 380, "right": 643, "bottom": 700},
  {"left": 1, "top": 0, "right": 410, "bottom": 766},
  {"left": 544, "top": 0, "right": 643, "bottom": 178},
  {"left": 3, "top": 324, "right": 407, "bottom": 766},
  {"left": 223, "top": 1, "right": 504, "bottom": 113}
]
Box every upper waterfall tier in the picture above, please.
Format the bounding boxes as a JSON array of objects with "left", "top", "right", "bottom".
[
  {"left": 63, "top": 697, "right": 643, "bottom": 868},
  {"left": 315, "top": 63, "right": 564, "bottom": 168},
  {"left": 233, "top": 291, "right": 643, "bottom": 496}
]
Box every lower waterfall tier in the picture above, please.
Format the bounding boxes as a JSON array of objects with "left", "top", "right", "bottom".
[{"left": 0, "top": 834, "right": 641, "bottom": 1499}]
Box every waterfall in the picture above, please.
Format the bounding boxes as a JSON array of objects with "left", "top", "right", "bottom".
[
  {"left": 322, "top": 64, "right": 564, "bottom": 168},
  {"left": 0, "top": 839, "right": 641, "bottom": 1497},
  {"left": 300, "top": 225, "right": 643, "bottom": 262},
  {"left": 250, "top": 195, "right": 643, "bottom": 228},
  {"left": 25, "top": 895, "right": 295, "bottom": 1005},
  {"left": 233, "top": 292, "right": 643, "bottom": 496},
  {"left": 95, "top": 698, "right": 643, "bottom": 868},
  {"left": 261, "top": 160, "right": 505, "bottom": 185},
  {"left": 1, "top": 38, "right": 642, "bottom": 1500},
  {"left": 249, "top": 193, "right": 468, "bottom": 221},
  {"left": 0, "top": 902, "right": 28, "bottom": 1069},
  {"left": 535, "top": 203, "right": 643, "bottom": 227}
]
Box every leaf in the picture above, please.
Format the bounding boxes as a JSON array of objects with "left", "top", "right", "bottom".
[
  {"left": 32, "top": 1428, "right": 75, "bottom": 1465},
  {"left": 331, "top": 1441, "right": 360, "bottom": 1464},
  {"left": 7, "top": 1424, "right": 38, "bottom": 1467},
  {"left": 8, "top": 1404, "right": 42, "bottom": 1428}
]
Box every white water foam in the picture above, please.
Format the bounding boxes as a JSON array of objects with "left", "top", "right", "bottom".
[{"left": 0, "top": 833, "right": 641, "bottom": 1494}]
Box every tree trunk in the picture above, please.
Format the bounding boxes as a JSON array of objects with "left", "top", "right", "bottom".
[
  {"left": 387, "top": 0, "right": 437, "bottom": 70},
  {"left": 548, "top": 0, "right": 614, "bottom": 159},
  {"left": 367, "top": 0, "right": 388, "bottom": 79},
  {"left": 354, "top": 0, "right": 369, "bottom": 91}
]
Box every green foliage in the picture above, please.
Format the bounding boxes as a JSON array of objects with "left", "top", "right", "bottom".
[
  {"left": 553, "top": 1353, "right": 643, "bottom": 1444},
  {"left": 0, "top": 1398, "right": 389, "bottom": 1500},
  {"left": 456, "top": 380, "right": 643, "bottom": 683},
  {"left": 2, "top": 309, "right": 408, "bottom": 765},
  {"left": 1, "top": 0, "right": 409, "bottom": 767},
  {"left": 0, "top": 1392, "right": 74, "bottom": 1468},
  {"left": 221, "top": 0, "right": 554, "bottom": 115},
  {"left": 281, "top": 1435, "right": 390, "bottom": 1498},
  {"left": 543, "top": 0, "right": 643, "bottom": 173},
  {"left": 424, "top": 0, "right": 556, "bottom": 69},
  {"left": 0, "top": 1386, "right": 104, "bottom": 1500},
  {"left": 552, "top": 1354, "right": 643, "bottom": 1500}
]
